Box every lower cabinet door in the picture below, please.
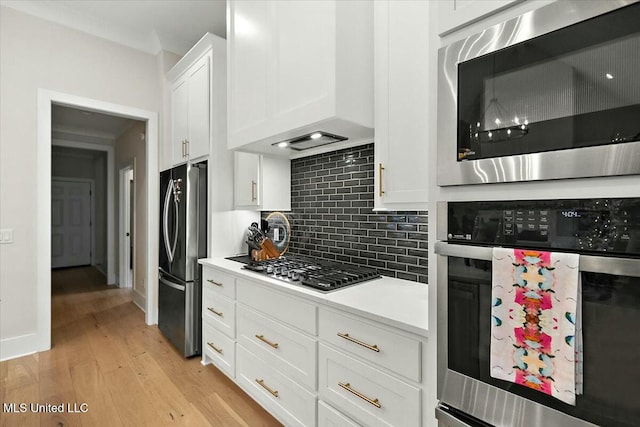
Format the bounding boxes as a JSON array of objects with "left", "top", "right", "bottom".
[
  {"left": 202, "top": 322, "right": 235, "bottom": 378},
  {"left": 236, "top": 344, "right": 316, "bottom": 427},
  {"left": 318, "top": 400, "right": 361, "bottom": 427},
  {"left": 318, "top": 344, "right": 421, "bottom": 427}
]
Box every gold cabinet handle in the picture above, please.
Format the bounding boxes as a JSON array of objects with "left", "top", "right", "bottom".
[
  {"left": 255, "top": 379, "right": 279, "bottom": 398},
  {"left": 378, "top": 163, "right": 385, "bottom": 197},
  {"left": 255, "top": 334, "right": 279, "bottom": 349},
  {"left": 251, "top": 180, "right": 257, "bottom": 202},
  {"left": 182, "top": 140, "right": 186, "bottom": 158},
  {"left": 206, "top": 279, "right": 223, "bottom": 287},
  {"left": 338, "top": 382, "right": 381, "bottom": 408},
  {"left": 207, "top": 307, "right": 223, "bottom": 317},
  {"left": 207, "top": 342, "right": 223, "bottom": 354},
  {"left": 184, "top": 139, "right": 189, "bottom": 157},
  {"left": 337, "top": 332, "right": 380, "bottom": 352}
]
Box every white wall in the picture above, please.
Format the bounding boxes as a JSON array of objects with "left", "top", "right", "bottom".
[
  {"left": 0, "top": 6, "right": 163, "bottom": 358},
  {"left": 115, "top": 122, "right": 147, "bottom": 302}
]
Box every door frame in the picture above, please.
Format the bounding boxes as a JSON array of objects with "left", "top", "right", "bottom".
[
  {"left": 37, "top": 89, "right": 159, "bottom": 353},
  {"left": 118, "top": 161, "right": 135, "bottom": 289},
  {"left": 51, "top": 177, "right": 96, "bottom": 268}
]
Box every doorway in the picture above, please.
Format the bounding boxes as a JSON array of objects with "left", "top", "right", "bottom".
[
  {"left": 36, "top": 89, "right": 159, "bottom": 353},
  {"left": 119, "top": 164, "right": 135, "bottom": 289}
]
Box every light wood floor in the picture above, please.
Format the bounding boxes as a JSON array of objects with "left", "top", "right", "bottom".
[{"left": 0, "top": 267, "right": 281, "bottom": 427}]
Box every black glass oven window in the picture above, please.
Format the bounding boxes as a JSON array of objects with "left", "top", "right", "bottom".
[
  {"left": 448, "top": 257, "right": 640, "bottom": 426},
  {"left": 457, "top": 3, "right": 640, "bottom": 161}
]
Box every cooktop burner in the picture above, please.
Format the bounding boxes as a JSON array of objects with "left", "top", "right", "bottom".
[{"left": 242, "top": 255, "right": 380, "bottom": 292}]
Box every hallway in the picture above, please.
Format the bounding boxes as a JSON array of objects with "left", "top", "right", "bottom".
[{"left": 0, "top": 268, "right": 280, "bottom": 427}]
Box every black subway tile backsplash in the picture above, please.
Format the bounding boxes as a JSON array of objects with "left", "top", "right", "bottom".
[{"left": 262, "top": 143, "right": 428, "bottom": 284}]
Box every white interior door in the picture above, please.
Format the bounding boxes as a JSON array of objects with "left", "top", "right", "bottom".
[{"left": 51, "top": 180, "right": 92, "bottom": 268}]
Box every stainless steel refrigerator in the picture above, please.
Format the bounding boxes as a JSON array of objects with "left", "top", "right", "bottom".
[{"left": 159, "top": 161, "right": 207, "bottom": 357}]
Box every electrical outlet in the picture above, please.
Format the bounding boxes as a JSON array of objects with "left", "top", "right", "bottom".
[{"left": 0, "top": 229, "right": 14, "bottom": 244}]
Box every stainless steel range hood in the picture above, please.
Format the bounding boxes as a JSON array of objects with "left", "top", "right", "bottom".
[{"left": 272, "top": 131, "right": 348, "bottom": 151}]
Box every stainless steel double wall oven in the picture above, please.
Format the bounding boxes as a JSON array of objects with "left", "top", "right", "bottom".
[{"left": 435, "top": 1, "right": 640, "bottom": 425}]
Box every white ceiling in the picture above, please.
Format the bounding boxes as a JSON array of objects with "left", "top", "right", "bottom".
[{"left": 0, "top": 0, "right": 226, "bottom": 56}]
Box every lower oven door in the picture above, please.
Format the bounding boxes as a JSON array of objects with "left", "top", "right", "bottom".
[{"left": 435, "top": 242, "right": 640, "bottom": 427}]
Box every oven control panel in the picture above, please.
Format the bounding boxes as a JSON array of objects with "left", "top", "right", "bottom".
[{"left": 447, "top": 198, "right": 640, "bottom": 255}]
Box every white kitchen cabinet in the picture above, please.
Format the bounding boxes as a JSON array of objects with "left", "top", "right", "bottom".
[
  {"left": 318, "top": 401, "right": 360, "bottom": 427},
  {"left": 234, "top": 151, "right": 291, "bottom": 211},
  {"left": 199, "top": 259, "right": 430, "bottom": 426},
  {"left": 319, "top": 344, "right": 421, "bottom": 427},
  {"left": 374, "top": 0, "right": 429, "bottom": 211},
  {"left": 436, "top": 0, "right": 523, "bottom": 35},
  {"left": 236, "top": 345, "right": 316, "bottom": 427},
  {"left": 227, "top": 0, "right": 374, "bottom": 155},
  {"left": 201, "top": 265, "right": 237, "bottom": 378},
  {"left": 168, "top": 33, "right": 225, "bottom": 166},
  {"left": 235, "top": 277, "right": 318, "bottom": 426},
  {"left": 319, "top": 307, "right": 422, "bottom": 382}
]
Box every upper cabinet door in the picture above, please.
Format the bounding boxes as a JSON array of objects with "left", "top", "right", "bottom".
[
  {"left": 187, "top": 53, "right": 211, "bottom": 160},
  {"left": 171, "top": 78, "right": 189, "bottom": 165},
  {"left": 234, "top": 151, "right": 261, "bottom": 208},
  {"left": 437, "top": 0, "right": 523, "bottom": 35},
  {"left": 228, "top": 0, "right": 270, "bottom": 140},
  {"left": 374, "top": 0, "right": 429, "bottom": 210},
  {"left": 227, "top": 0, "right": 374, "bottom": 155}
]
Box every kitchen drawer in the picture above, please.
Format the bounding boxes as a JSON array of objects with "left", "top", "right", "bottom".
[
  {"left": 203, "top": 322, "right": 235, "bottom": 378},
  {"left": 236, "top": 344, "right": 316, "bottom": 427},
  {"left": 237, "top": 305, "right": 317, "bottom": 390},
  {"left": 318, "top": 400, "right": 360, "bottom": 427},
  {"left": 319, "top": 307, "right": 421, "bottom": 382},
  {"left": 202, "top": 287, "right": 236, "bottom": 338},
  {"left": 319, "top": 344, "right": 421, "bottom": 427},
  {"left": 202, "top": 266, "right": 236, "bottom": 299},
  {"left": 236, "top": 279, "right": 317, "bottom": 335}
]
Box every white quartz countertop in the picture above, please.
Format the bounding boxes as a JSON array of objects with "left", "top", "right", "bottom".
[{"left": 198, "top": 257, "right": 429, "bottom": 337}]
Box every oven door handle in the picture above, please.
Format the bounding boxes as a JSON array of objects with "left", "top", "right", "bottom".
[{"left": 435, "top": 242, "right": 640, "bottom": 278}]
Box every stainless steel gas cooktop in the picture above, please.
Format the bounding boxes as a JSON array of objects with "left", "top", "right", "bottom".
[{"left": 241, "top": 255, "right": 380, "bottom": 292}]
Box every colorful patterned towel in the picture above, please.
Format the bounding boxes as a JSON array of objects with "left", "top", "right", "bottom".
[{"left": 490, "top": 248, "right": 582, "bottom": 405}]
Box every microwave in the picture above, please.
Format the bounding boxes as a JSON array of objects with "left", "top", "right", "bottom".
[{"left": 437, "top": 0, "right": 640, "bottom": 186}]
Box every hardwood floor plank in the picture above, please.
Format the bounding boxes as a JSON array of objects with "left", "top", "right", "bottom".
[
  {"left": 128, "top": 352, "right": 214, "bottom": 427},
  {"left": 102, "top": 363, "right": 165, "bottom": 427},
  {"left": 0, "top": 268, "right": 281, "bottom": 427},
  {"left": 69, "top": 361, "right": 123, "bottom": 427},
  {"left": 0, "top": 383, "right": 39, "bottom": 427}
]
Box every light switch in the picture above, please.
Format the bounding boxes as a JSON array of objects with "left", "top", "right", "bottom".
[{"left": 0, "top": 229, "right": 14, "bottom": 244}]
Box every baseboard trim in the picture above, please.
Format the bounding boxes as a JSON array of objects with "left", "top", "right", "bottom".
[
  {"left": 132, "top": 289, "right": 145, "bottom": 313},
  {"left": 0, "top": 333, "right": 38, "bottom": 362}
]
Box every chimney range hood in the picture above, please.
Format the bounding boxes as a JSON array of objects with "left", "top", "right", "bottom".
[{"left": 226, "top": 0, "right": 373, "bottom": 157}]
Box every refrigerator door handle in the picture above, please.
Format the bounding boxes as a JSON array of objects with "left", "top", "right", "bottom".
[
  {"left": 163, "top": 179, "right": 174, "bottom": 263},
  {"left": 170, "top": 186, "right": 179, "bottom": 263},
  {"left": 160, "top": 275, "right": 186, "bottom": 292}
]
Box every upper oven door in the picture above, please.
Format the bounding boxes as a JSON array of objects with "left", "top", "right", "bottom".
[
  {"left": 435, "top": 241, "right": 640, "bottom": 427},
  {"left": 437, "top": 0, "right": 640, "bottom": 186}
]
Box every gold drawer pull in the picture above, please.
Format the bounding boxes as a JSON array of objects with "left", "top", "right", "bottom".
[
  {"left": 256, "top": 379, "right": 279, "bottom": 398},
  {"left": 207, "top": 307, "right": 223, "bottom": 317},
  {"left": 378, "top": 163, "right": 385, "bottom": 197},
  {"left": 207, "top": 342, "right": 223, "bottom": 354},
  {"left": 337, "top": 332, "right": 380, "bottom": 352},
  {"left": 338, "top": 382, "right": 381, "bottom": 408},
  {"left": 255, "top": 334, "right": 279, "bottom": 349},
  {"left": 206, "top": 279, "right": 223, "bottom": 287}
]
